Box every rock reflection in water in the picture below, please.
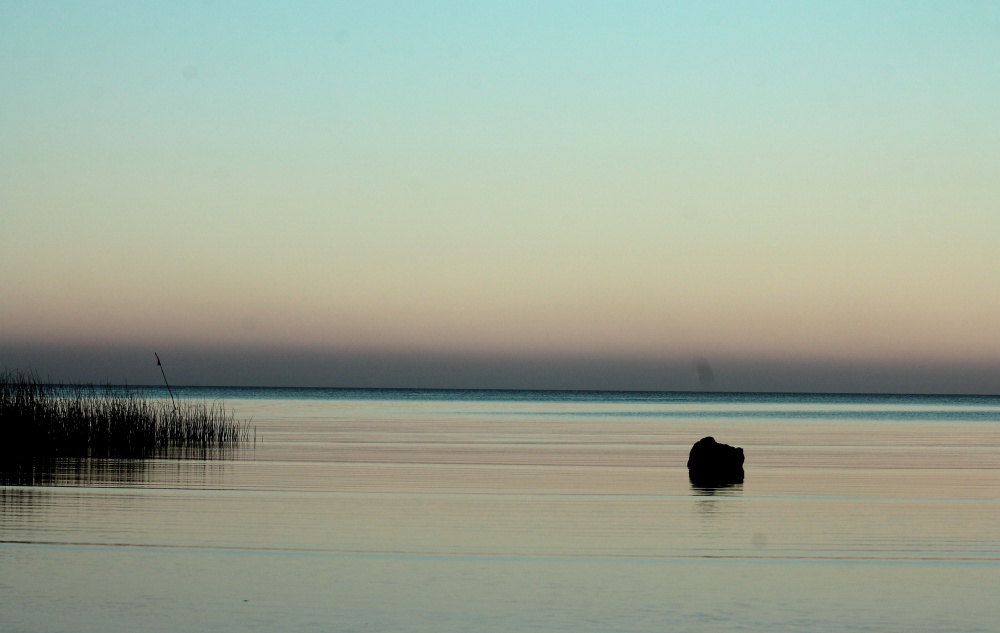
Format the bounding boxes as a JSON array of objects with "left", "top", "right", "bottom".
[
  {"left": 691, "top": 481, "right": 743, "bottom": 518},
  {"left": 691, "top": 482, "right": 743, "bottom": 496}
]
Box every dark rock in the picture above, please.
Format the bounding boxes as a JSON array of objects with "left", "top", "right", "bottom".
[{"left": 687, "top": 436, "right": 744, "bottom": 485}]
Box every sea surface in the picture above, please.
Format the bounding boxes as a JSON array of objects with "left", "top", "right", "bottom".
[{"left": 2, "top": 389, "right": 1000, "bottom": 632}]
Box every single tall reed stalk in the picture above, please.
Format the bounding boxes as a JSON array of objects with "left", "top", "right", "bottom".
[{"left": 0, "top": 369, "right": 251, "bottom": 460}]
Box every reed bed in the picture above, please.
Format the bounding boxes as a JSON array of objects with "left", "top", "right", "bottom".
[{"left": 0, "top": 369, "right": 252, "bottom": 460}]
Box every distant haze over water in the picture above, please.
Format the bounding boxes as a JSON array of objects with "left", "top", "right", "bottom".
[{"left": 4, "top": 342, "right": 1000, "bottom": 394}]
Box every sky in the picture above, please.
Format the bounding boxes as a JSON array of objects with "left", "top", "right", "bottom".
[{"left": 2, "top": 1, "right": 1000, "bottom": 392}]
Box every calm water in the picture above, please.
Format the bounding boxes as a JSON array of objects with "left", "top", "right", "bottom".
[{"left": 3, "top": 389, "right": 1000, "bottom": 632}]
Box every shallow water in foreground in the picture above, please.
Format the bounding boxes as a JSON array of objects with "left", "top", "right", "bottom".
[{"left": 3, "top": 390, "right": 1000, "bottom": 632}]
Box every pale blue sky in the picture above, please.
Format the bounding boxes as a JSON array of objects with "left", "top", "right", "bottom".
[{"left": 3, "top": 1, "right": 1000, "bottom": 389}]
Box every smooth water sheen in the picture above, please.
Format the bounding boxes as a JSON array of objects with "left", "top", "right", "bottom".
[{"left": 3, "top": 390, "right": 1000, "bottom": 632}]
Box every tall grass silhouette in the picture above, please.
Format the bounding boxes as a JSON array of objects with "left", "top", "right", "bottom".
[{"left": 1, "top": 369, "right": 251, "bottom": 460}]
